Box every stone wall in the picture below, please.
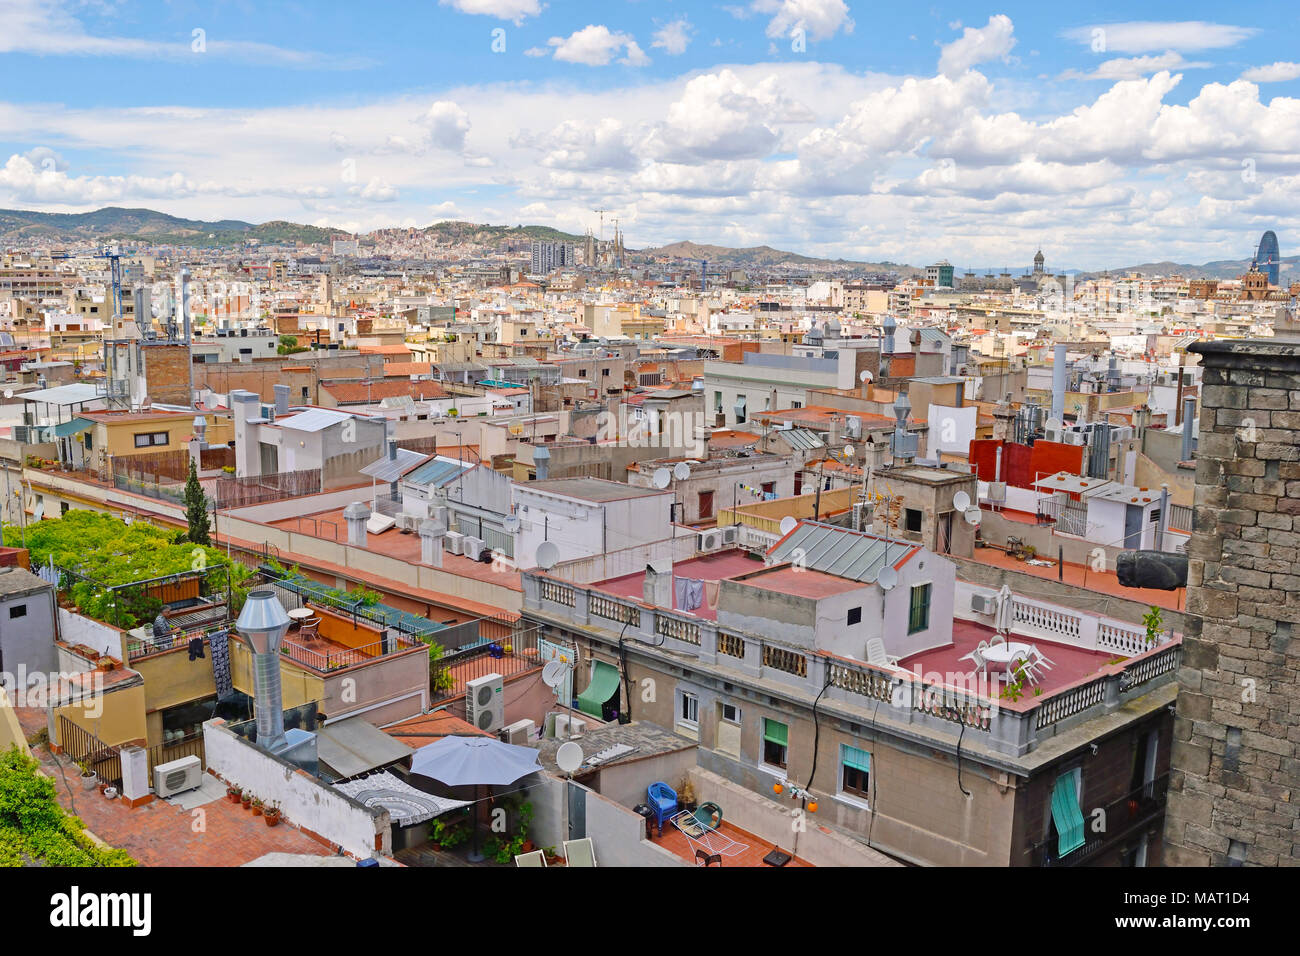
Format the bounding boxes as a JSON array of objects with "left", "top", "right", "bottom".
[{"left": 1163, "top": 340, "right": 1300, "bottom": 867}]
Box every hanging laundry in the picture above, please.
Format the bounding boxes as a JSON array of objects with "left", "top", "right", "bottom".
[{"left": 188, "top": 637, "right": 205, "bottom": 661}]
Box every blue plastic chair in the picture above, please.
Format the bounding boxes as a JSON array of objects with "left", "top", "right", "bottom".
[{"left": 647, "top": 782, "right": 678, "bottom": 833}]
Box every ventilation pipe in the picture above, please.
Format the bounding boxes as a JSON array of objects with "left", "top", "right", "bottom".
[
  {"left": 1180, "top": 397, "right": 1197, "bottom": 461},
  {"left": 533, "top": 445, "right": 550, "bottom": 481},
  {"left": 419, "top": 518, "right": 446, "bottom": 567},
  {"left": 273, "top": 383, "right": 290, "bottom": 417},
  {"left": 235, "top": 589, "right": 291, "bottom": 752},
  {"left": 1051, "top": 344, "right": 1067, "bottom": 423}
]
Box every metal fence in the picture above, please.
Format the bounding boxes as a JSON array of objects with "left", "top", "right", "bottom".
[
  {"left": 430, "top": 621, "right": 541, "bottom": 704},
  {"left": 57, "top": 715, "right": 122, "bottom": 788},
  {"left": 147, "top": 735, "right": 206, "bottom": 789},
  {"left": 213, "top": 468, "right": 321, "bottom": 507}
]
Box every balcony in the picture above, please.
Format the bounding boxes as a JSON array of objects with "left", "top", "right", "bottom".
[{"left": 1033, "top": 773, "right": 1170, "bottom": 867}]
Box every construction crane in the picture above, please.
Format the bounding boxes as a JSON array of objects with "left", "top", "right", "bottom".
[{"left": 52, "top": 247, "right": 129, "bottom": 319}]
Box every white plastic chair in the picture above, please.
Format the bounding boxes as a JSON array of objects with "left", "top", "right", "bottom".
[
  {"left": 563, "top": 837, "right": 597, "bottom": 867},
  {"left": 1029, "top": 646, "right": 1055, "bottom": 671},
  {"left": 957, "top": 641, "right": 988, "bottom": 672},
  {"left": 866, "top": 638, "right": 900, "bottom": 668}
]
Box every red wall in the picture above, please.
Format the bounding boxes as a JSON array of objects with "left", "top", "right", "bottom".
[{"left": 969, "top": 439, "right": 1083, "bottom": 489}]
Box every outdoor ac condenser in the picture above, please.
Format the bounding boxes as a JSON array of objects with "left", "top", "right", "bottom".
[
  {"left": 970, "top": 593, "right": 997, "bottom": 615},
  {"left": 466, "top": 672, "right": 505, "bottom": 734},
  {"left": 153, "top": 755, "right": 203, "bottom": 798}
]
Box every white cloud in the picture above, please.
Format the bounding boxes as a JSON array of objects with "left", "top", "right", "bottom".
[
  {"left": 1241, "top": 62, "right": 1300, "bottom": 83},
  {"left": 422, "top": 101, "right": 471, "bottom": 152},
  {"left": 648, "top": 70, "right": 814, "bottom": 163},
  {"left": 1062, "top": 21, "right": 1257, "bottom": 54},
  {"left": 537, "top": 118, "right": 640, "bottom": 171},
  {"left": 652, "top": 18, "right": 693, "bottom": 56},
  {"left": 547, "top": 25, "right": 650, "bottom": 67},
  {"left": 1061, "top": 52, "right": 1208, "bottom": 81},
  {"left": 437, "top": 0, "right": 543, "bottom": 25},
  {"left": 938, "top": 14, "right": 1016, "bottom": 77},
  {"left": 0, "top": 0, "right": 369, "bottom": 68},
  {"left": 429, "top": 201, "right": 464, "bottom": 220},
  {"left": 751, "top": 0, "right": 853, "bottom": 42},
  {"left": 351, "top": 179, "right": 399, "bottom": 201}
]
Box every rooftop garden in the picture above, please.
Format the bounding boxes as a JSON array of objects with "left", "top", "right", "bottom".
[
  {"left": 0, "top": 747, "right": 135, "bottom": 867},
  {"left": 2, "top": 510, "right": 253, "bottom": 630}
]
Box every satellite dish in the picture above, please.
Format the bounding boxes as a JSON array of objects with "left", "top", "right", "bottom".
[
  {"left": 535, "top": 540, "right": 559, "bottom": 570},
  {"left": 652, "top": 467, "right": 671, "bottom": 489},
  {"left": 859, "top": 370, "right": 873, "bottom": 384},
  {"left": 508, "top": 423, "right": 525, "bottom": 436},
  {"left": 672, "top": 462, "right": 691, "bottom": 481},
  {"left": 878, "top": 566, "right": 898, "bottom": 591},
  {"left": 843, "top": 445, "right": 854, "bottom": 458},
  {"left": 779, "top": 516, "right": 798, "bottom": 536},
  {"left": 952, "top": 490, "right": 971, "bottom": 512},
  {"left": 556, "top": 741, "right": 584, "bottom": 773},
  {"left": 542, "top": 660, "right": 567, "bottom": 689},
  {"left": 503, "top": 515, "right": 521, "bottom": 533},
  {"left": 964, "top": 507, "right": 983, "bottom": 527},
  {"left": 2, "top": 389, "right": 11, "bottom": 399}
]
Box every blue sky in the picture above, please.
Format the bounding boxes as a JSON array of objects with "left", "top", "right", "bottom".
[{"left": 3, "top": 0, "right": 1300, "bottom": 268}]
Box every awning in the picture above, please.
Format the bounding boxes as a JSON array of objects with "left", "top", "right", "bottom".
[
  {"left": 315, "top": 716, "right": 414, "bottom": 780},
  {"left": 54, "top": 417, "right": 94, "bottom": 438},
  {"left": 1051, "top": 773, "right": 1086, "bottom": 857},
  {"left": 763, "top": 719, "right": 788, "bottom": 747},
  {"left": 577, "top": 660, "right": 621, "bottom": 718},
  {"left": 333, "top": 771, "right": 469, "bottom": 827}
]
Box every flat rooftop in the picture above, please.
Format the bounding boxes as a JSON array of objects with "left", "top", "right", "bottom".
[
  {"left": 527, "top": 720, "right": 693, "bottom": 777},
  {"left": 596, "top": 549, "right": 764, "bottom": 621},
  {"left": 523, "top": 477, "right": 671, "bottom": 503},
  {"left": 735, "top": 565, "right": 866, "bottom": 598}
]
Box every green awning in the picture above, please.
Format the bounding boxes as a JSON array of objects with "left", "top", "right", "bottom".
[
  {"left": 1051, "top": 773, "right": 1086, "bottom": 857},
  {"left": 577, "top": 660, "right": 621, "bottom": 717},
  {"left": 842, "top": 745, "right": 871, "bottom": 773},
  {"left": 54, "top": 417, "right": 94, "bottom": 438},
  {"left": 763, "top": 719, "right": 788, "bottom": 747}
]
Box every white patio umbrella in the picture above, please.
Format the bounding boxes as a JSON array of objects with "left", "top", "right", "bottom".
[{"left": 995, "top": 584, "right": 1015, "bottom": 640}]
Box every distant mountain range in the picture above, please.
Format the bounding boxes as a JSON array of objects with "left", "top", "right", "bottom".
[
  {"left": 0, "top": 206, "right": 333, "bottom": 247},
  {"left": 0, "top": 206, "right": 1288, "bottom": 281}
]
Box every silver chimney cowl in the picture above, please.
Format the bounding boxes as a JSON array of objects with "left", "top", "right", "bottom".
[{"left": 236, "top": 589, "right": 291, "bottom": 751}]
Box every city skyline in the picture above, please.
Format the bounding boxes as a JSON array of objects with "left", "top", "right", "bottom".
[{"left": 2, "top": 1, "right": 1300, "bottom": 269}]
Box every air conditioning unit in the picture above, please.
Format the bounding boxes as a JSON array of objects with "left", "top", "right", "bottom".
[
  {"left": 466, "top": 672, "right": 505, "bottom": 734},
  {"left": 153, "top": 755, "right": 203, "bottom": 798},
  {"left": 720, "top": 525, "right": 739, "bottom": 545},
  {"left": 970, "top": 593, "right": 997, "bottom": 615},
  {"left": 554, "top": 713, "right": 586, "bottom": 738},
  {"left": 429, "top": 505, "right": 448, "bottom": 526},
  {"left": 444, "top": 530, "right": 465, "bottom": 555},
  {"left": 697, "top": 529, "right": 722, "bottom": 553},
  {"left": 397, "top": 513, "right": 419, "bottom": 533},
  {"left": 500, "top": 718, "right": 535, "bottom": 746},
  {"left": 462, "top": 536, "right": 485, "bottom": 561}
]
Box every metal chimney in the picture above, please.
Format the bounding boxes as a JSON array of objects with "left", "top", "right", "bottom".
[
  {"left": 179, "top": 268, "right": 191, "bottom": 344},
  {"left": 343, "top": 501, "right": 370, "bottom": 546},
  {"left": 273, "top": 384, "right": 290, "bottom": 417},
  {"left": 533, "top": 445, "right": 550, "bottom": 481},
  {"left": 1051, "top": 344, "right": 1067, "bottom": 423},
  {"left": 235, "top": 589, "right": 291, "bottom": 751},
  {"left": 1180, "top": 397, "right": 1197, "bottom": 461}
]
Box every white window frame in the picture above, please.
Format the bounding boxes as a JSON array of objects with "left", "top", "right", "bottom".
[
  {"left": 720, "top": 702, "right": 741, "bottom": 725},
  {"left": 836, "top": 745, "right": 872, "bottom": 810},
  {"left": 677, "top": 691, "right": 699, "bottom": 728}
]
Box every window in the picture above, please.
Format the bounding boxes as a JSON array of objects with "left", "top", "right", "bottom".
[
  {"left": 904, "top": 508, "right": 922, "bottom": 532},
  {"left": 698, "top": 490, "right": 714, "bottom": 520},
  {"left": 578, "top": 369, "right": 587, "bottom": 378},
  {"left": 9, "top": 604, "right": 27, "bottom": 619},
  {"left": 847, "top": 606, "right": 862, "bottom": 626},
  {"left": 678, "top": 692, "right": 699, "bottom": 727},
  {"left": 714, "top": 391, "right": 723, "bottom": 414},
  {"left": 720, "top": 702, "right": 741, "bottom": 724},
  {"left": 301, "top": 386, "right": 310, "bottom": 401},
  {"left": 792, "top": 401, "right": 802, "bottom": 409},
  {"left": 762, "top": 718, "right": 788, "bottom": 770},
  {"left": 735, "top": 395, "right": 747, "bottom": 424},
  {"left": 762, "top": 482, "right": 775, "bottom": 496},
  {"left": 601, "top": 368, "right": 609, "bottom": 377},
  {"left": 1050, "top": 768, "right": 1086, "bottom": 858},
  {"left": 908, "top": 583, "right": 931, "bottom": 634},
  {"left": 133, "top": 431, "right": 169, "bottom": 448},
  {"left": 840, "top": 745, "right": 871, "bottom": 802},
  {"left": 59, "top": 502, "right": 69, "bottom": 515}
]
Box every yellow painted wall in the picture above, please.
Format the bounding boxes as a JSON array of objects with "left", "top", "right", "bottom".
[
  {"left": 0, "top": 688, "right": 31, "bottom": 756},
  {"left": 57, "top": 684, "right": 148, "bottom": 749},
  {"left": 134, "top": 647, "right": 219, "bottom": 716},
  {"left": 228, "top": 641, "right": 323, "bottom": 709},
  {"left": 95, "top": 415, "right": 233, "bottom": 458}
]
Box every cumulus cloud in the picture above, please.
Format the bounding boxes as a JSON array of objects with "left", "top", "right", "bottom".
[
  {"left": 1241, "top": 62, "right": 1300, "bottom": 83},
  {"left": 938, "top": 14, "right": 1016, "bottom": 77},
  {"left": 1062, "top": 21, "right": 1257, "bottom": 54},
  {"left": 547, "top": 25, "right": 650, "bottom": 67},
  {"left": 1060, "top": 52, "right": 1208, "bottom": 81},
  {"left": 751, "top": 0, "right": 853, "bottom": 42},
  {"left": 351, "top": 179, "right": 399, "bottom": 201},
  {"left": 421, "top": 101, "right": 472, "bottom": 152},
  {"left": 537, "top": 118, "right": 641, "bottom": 171},
  {"left": 647, "top": 70, "right": 814, "bottom": 163},
  {"left": 437, "top": 0, "right": 543, "bottom": 25},
  {"left": 652, "top": 18, "right": 693, "bottom": 56}
]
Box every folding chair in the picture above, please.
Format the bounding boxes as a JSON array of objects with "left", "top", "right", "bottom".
[
  {"left": 695, "top": 848, "right": 722, "bottom": 867},
  {"left": 563, "top": 837, "right": 597, "bottom": 867},
  {"left": 514, "top": 850, "right": 546, "bottom": 867}
]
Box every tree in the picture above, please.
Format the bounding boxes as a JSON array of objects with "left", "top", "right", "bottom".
[{"left": 184, "top": 460, "right": 211, "bottom": 546}]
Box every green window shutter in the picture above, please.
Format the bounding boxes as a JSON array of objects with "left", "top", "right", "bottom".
[
  {"left": 1051, "top": 773, "right": 1086, "bottom": 857},
  {"left": 842, "top": 745, "right": 871, "bottom": 773},
  {"left": 909, "top": 583, "right": 932, "bottom": 633},
  {"left": 763, "top": 719, "right": 788, "bottom": 747}
]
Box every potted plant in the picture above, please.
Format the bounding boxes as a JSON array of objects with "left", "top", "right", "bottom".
[
  {"left": 227, "top": 785, "right": 242, "bottom": 804},
  {"left": 517, "top": 801, "right": 535, "bottom": 853},
  {"left": 251, "top": 797, "right": 263, "bottom": 817},
  {"left": 264, "top": 803, "right": 281, "bottom": 827},
  {"left": 679, "top": 777, "right": 697, "bottom": 813},
  {"left": 241, "top": 791, "right": 253, "bottom": 810},
  {"left": 77, "top": 761, "right": 97, "bottom": 791},
  {"left": 543, "top": 845, "right": 562, "bottom": 866}
]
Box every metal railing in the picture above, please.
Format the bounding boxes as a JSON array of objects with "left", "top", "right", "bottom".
[
  {"left": 147, "top": 735, "right": 206, "bottom": 788},
  {"left": 1035, "top": 773, "right": 1170, "bottom": 867},
  {"left": 429, "top": 625, "right": 543, "bottom": 703},
  {"left": 57, "top": 715, "right": 122, "bottom": 788}
]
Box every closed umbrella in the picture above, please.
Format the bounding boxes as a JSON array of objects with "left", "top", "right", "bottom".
[
  {"left": 410, "top": 736, "right": 542, "bottom": 862},
  {"left": 995, "top": 584, "right": 1014, "bottom": 639}
]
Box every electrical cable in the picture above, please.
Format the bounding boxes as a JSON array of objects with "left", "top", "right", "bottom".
[{"left": 955, "top": 718, "right": 971, "bottom": 798}]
